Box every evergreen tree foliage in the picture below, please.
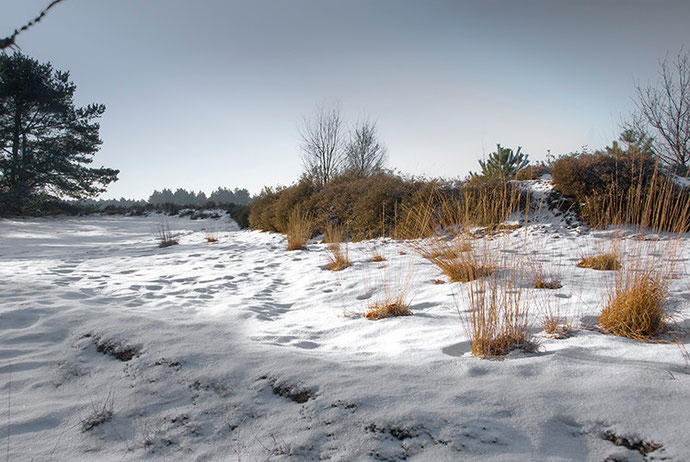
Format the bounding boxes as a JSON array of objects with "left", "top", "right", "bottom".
[
  {"left": 148, "top": 186, "right": 251, "bottom": 206},
  {"left": 478, "top": 144, "right": 529, "bottom": 178},
  {"left": 0, "top": 53, "right": 118, "bottom": 214}
]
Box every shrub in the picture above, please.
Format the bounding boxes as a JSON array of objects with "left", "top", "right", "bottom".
[
  {"left": 286, "top": 208, "right": 313, "bottom": 251},
  {"left": 250, "top": 172, "right": 529, "bottom": 241},
  {"left": 551, "top": 145, "right": 690, "bottom": 232},
  {"left": 226, "top": 203, "right": 251, "bottom": 229},
  {"left": 516, "top": 164, "right": 551, "bottom": 180},
  {"left": 577, "top": 252, "right": 621, "bottom": 271},
  {"left": 250, "top": 172, "right": 425, "bottom": 240}
]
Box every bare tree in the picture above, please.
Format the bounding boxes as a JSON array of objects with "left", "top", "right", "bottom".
[
  {"left": 344, "top": 119, "right": 387, "bottom": 176},
  {"left": 1, "top": 0, "right": 66, "bottom": 51},
  {"left": 300, "top": 104, "right": 344, "bottom": 187},
  {"left": 634, "top": 50, "right": 690, "bottom": 172}
]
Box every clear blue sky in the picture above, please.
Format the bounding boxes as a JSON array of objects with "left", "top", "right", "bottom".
[{"left": 2, "top": 0, "right": 689, "bottom": 199}]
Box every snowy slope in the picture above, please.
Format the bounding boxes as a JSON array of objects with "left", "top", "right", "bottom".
[{"left": 1, "top": 211, "right": 689, "bottom": 461}]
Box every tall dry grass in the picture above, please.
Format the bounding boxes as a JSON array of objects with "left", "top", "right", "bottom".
[
  {"left": 286, "top": 208, "right": 313, "bottom": 251},
  {"left": 599, "top": 240, "right": 676, "bottom": 341},
  {"left": 461, "top": 267, "right": 533, "bottom": 358},
  {"left": 412, "top": 235, "right": 496, "bottom": 283},
  {"left": 324, "top": 224, "right": 351, "bottom": 271},
  {"left": 393, "top": 178, "right": 527, "bottom": 240},
  {"left": 581, "top": 165, "right": 690, "bottom": 233}
]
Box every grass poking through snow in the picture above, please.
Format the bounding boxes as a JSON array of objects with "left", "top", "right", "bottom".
[
  {"left": 323, "top": 224, "right": 351, "bottom": 271},
  {"left": 461, "top": 268, "right": 534, "bottom": 358},
  {"left": 577, "top": 252, "right": 621, "bottom": 271},
  {"left": 154, "top": 220, "right": 179, "bottom": 248},
  {"left": 364, "top": 296, "right": 412, "bottom": 320},
  {"left": 286, "top": 208, "right": 314, "bottom": 251},
  {"left": 600, "top": 270, "right": 667, "bottom": 341}
]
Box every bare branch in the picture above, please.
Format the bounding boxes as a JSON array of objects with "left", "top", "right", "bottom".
[
  {"left": 634, "top": 49, "right": 690, "bottom": 172},
  {"left": 344, "top": 119, "right": 387, "bottom": 176},
  {"left": 299, "top": 104, "right": 344, "bottom": 187}
]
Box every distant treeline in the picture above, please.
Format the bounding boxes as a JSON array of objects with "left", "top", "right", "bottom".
[
  {"left": 79, "top": 187, "right": 252, "bottom": 208},
  {"left": 68, "top": 187, "right": 254, "bottom": 228},
  {"left": 148, "top": 187, "right": 251, "bottom": 206}
]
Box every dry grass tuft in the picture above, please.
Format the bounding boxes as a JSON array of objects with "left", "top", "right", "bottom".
[
  {"left": 577, "top": 252, "right": 621, "bottom": 271},
  {"left": 286, "top": 208, "right": 314, "bottom": 251},
  {"left": 413, "top": 235, "right": 493, "bottom": 283},
  {"left": 323, "top": 224, "right": 351, "bottom": 271},
  {"left": 600, "top": 272, "right": 667, "bottom": 341},
  {"left": 434, "top": 252, "right": 495, "bottom": 283},
  {"left": 364, "top": 296, "right": 412, "bottom": 320},
  {"left": 462, "top": 272, "right": 534, "bottom": 358},
  {"left": 154, "top": 221, "right": 179, "bottom": 248},
  {"left": 371, "top": 252, "right": 385, "bottom": 262},
  {"left": 535, "top": 292, "right": 572, "bottom": 338},
  {"left": 534, "top": 277, "right": 562, "bottom": 290},
  {"left": 326, "top": 244, "right": 351, "bottom": 271},
  {"left": 321, "top": 223, "right": 345, "bottom": 244},
  {"left": 369, "top": 243, "right": 386, "bottom": 262}
]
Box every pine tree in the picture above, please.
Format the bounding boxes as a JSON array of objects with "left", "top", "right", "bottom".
[
  {"left": 0, "top": 53, "right": 118, "bottom": 214},
  {"left": 478, "top": 144, "right": 529, "bottom": 178}
]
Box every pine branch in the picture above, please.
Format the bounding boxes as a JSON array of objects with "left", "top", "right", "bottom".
[{"left": 0, "top": 0, "right": 67, "bottom": 51}]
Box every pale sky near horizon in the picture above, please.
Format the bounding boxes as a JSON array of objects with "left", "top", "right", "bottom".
[{"left": 2, "top": 0, "right": 689, "bottom": 200}]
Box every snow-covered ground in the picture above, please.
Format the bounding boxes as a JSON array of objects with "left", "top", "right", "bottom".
[{"left": 1, "top": 210, "right": 689, "bottom": 461}]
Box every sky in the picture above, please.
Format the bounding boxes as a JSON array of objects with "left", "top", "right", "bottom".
[{"left": 1, "top": 0, "right": 689, "bottom": 200}]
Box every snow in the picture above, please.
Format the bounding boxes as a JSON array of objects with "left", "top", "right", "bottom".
[{"left": 1, "top": 210, "right": 689, "bottom": 461}]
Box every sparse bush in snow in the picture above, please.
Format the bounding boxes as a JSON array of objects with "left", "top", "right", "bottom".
[{"left": 154, "top": 220, "right": 179, "bottom": 248}]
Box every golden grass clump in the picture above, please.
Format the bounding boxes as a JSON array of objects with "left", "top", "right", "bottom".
[
  {"left": 576, "top": 252, "right": 621, "bottom": 271},
  {"left": 433, "top": 251, "right": 494, "bottom": 283},
  {"left": 534, "top": 277, "right": 562, "bottom": 290},
  {"left": 364, "top": 296, "right": 412, "bottom": 320},
  {"left": 323, "top": 224, "right": 351, "bottom": 271},
  {"left": 599, "top": 273, "right": 667, "bottom": 341},
  {"left": 326, "top": 243, "right": 351, "bottom": 271},
  {"left": 321, "top": 223, "right": 345, "bottom": 244},
  {"left": 286, "top": 208, "right": 314, "bottom": 251},
  {"left": 532, "top": 263, "right": 562, "bottom": 289},
  {"left": 411, "top": 234, "right": 493, "bottom": 283},
  {"left": 462, "top": 271, "right": 533, "bottom": 358}
]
